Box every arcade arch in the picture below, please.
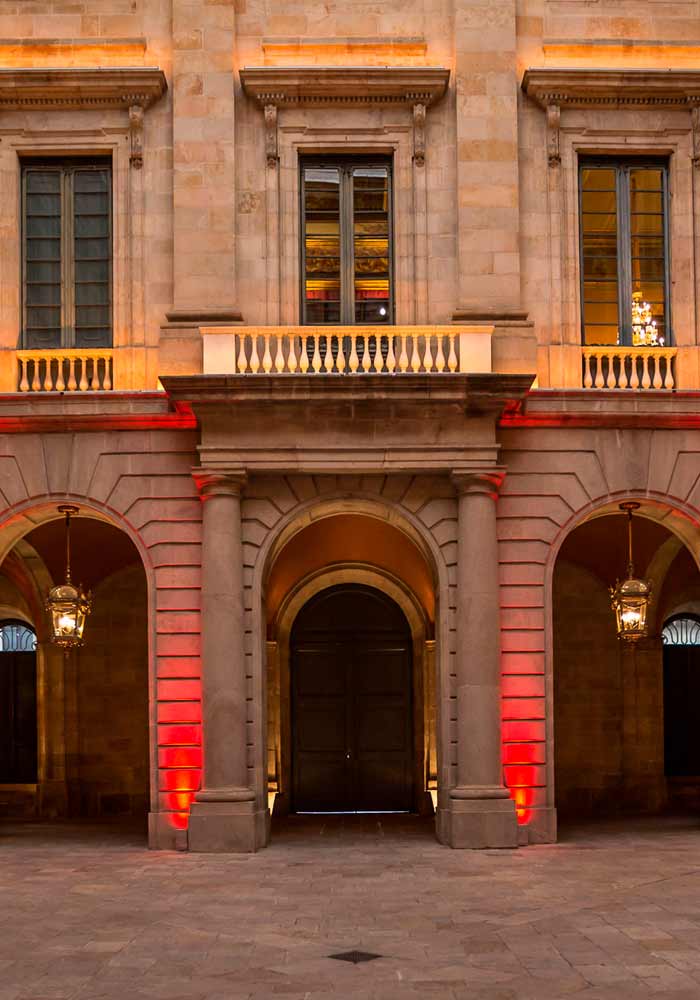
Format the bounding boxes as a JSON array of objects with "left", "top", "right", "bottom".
[
  {"left": 0, "top": 504, "right": 152, "bottom": 832},
  {"left": 262, "top": 507, "right": 441, "bottom": 826},
  {"left": 550, "top": 499, "right": 700, "bottom": 824}
]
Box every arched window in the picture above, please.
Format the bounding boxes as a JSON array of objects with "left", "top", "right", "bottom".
[
  {"left": 0, "top": 621, "right": 37, "bottom": 652},
  {"left": 663, "top": 614, "right": 700, "bottom": 778},
  {"left": 0, "top": 620, "right": 38, "bottom": 783},
  {"left": 662, "top": 616, "right": 700, "bottom": 646}
]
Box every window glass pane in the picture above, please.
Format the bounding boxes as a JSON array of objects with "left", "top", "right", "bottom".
[
  {"left": 580, "top": 167, "right": 619, "bottom": 345},
  {"left": 630, "top": 167, "right": 666, "bottom": 346},
  {"left": 24, "top": 170, "right": 62, "bottom": 349},
  {"left": 303, "top": 168, "right": 341, "bottom": 323},
  {"left": 74, "top": 167, "right": 112, "bottom": 348},
  {"left": 353, "top": 168, "right": 390, "bottom": 323}
]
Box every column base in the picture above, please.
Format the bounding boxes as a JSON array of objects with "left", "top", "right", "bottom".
[
  {"left": 438, "top": 786, "right": 518, "bottom": 849},
  {"left": 188, "top": 797, "right": 269, "bottom": 853}
]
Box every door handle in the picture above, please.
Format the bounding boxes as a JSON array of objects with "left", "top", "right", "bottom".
[{"left": 345, "top": 751, "right": 351, "bottom": 759}]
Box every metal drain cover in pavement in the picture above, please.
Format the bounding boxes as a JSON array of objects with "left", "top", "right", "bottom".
[{"left": 328, "top": 950, "right": 382, "bottom": 964}]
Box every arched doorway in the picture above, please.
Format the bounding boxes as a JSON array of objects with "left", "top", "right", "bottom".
[
  {"left": 662, "top": 616, "right": 700, "bottom": 800},
  {"left": 0, "top": 512, "right": 150, "bottom": 832},
  {"left": 0, "top": 621, "right": 38, "bottom": 786},
  {"left": 552, "top": 504, "right": 700, "bottom": 826},
  {"left": 290, "top": 585, "right": 414, "bottom": 813}
]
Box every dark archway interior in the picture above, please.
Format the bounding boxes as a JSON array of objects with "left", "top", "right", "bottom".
[
  {"left": 0, "top": 517, "right": 149, "bottom": 829},
  {"left": 290, "top": 584, "right": 415, "bottom": 814},
  {"left": 553, "top": 513, "right": 700, "bottom": 822}
]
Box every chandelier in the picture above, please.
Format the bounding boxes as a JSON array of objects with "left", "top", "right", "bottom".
[
  {"left": 609, "top": 501, "right": 651, "bottom": 642},
  {"left": 45, "top": 505, "right": 92, "bottom": 649},
  {"left": 631, "top": 292, "right": 663, "bottom": 348}
]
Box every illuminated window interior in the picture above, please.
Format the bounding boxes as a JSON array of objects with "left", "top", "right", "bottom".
[
  {"left": 301, "top": 158, "right": 392, "bottom": 325},
  {"left": 580, "top": 161, "right": 668, "bottom": 347}
]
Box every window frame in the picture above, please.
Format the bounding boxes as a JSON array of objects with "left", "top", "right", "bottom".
[
  {"left": 299, "top": 155, "right": 395, "bottom": 326},
  {"left": 21, "top": 156, "right": 113, "bottom": 350},
  {"left": 578, "top": 156, "right": 672, "bottom": 348}
]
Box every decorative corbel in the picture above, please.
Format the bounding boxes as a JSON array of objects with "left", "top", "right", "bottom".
[
  {"left": 264, "top": 103, "right": 278, "bottom": 168},
  {"left": 413, "top": 102, "right": 426, "bottom": 166},
  {"left": 546, "top": 102, "right": 561, "bottom": 167},
  {"left": 128, "top": 104, "right": 144, "bottom": 169},
  {"left": 692, "top": 102, "right": 700, "bottom": 168}
]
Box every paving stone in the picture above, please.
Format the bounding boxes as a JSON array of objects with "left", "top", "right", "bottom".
[{"left": 3, "top": 816, "right": 700, "bottom": 999}]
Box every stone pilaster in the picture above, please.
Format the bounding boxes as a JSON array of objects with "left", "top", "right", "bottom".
[
  {"left": 171, "top": 0, "right": 241, "bottom": 321},
  {"left": 441, "top": 471, "right": 518, "bottom": 848},
  {"left": 453, "top": 0, "right": 521, "bottom": 317},
  {"left": 187, "top": 470, "right": 267, "bottom": 852}
]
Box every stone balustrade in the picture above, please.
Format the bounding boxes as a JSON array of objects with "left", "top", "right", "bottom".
[
  {"left": 17, "top": 349, "right": 114, "bottom": 393},
  {"left": 201, "top": 325, "right": 494, "bottom": 376},
  {"left": 582, "top": 346, "right": 677, "bottom": 391}
]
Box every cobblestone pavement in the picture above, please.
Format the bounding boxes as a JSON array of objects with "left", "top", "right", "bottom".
[{"left": 3, "top": 815, "right": 700, "bottom": 1000}]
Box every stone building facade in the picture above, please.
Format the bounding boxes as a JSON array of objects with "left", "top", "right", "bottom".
[{"left": 1, "top": 0, "right": 700, "bottom": 851}]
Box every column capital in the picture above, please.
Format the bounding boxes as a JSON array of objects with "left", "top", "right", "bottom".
[
  {"left": 192, "top": 468, "right": 247, "bottom": 499},
  {"left": 451, "top": 468, "right": 505, "bottom": 499}
]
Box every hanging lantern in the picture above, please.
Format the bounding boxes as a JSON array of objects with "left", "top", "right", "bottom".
[
  {"left": 46, "top": 505, "right": 91, "bottom": 648},
  {"left": 609, "top": 501, "right": 651, "bottom": 642}
]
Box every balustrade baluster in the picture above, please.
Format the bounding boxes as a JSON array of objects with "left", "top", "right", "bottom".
[
  {"left": 336, "top": 335, "right": 346, "bottom": 373},
  {"left": 434, "top": 334, "right": 445, "bottom": 373},
  {"left": 262, "top": 333, "right": 273, "bottom": 373},
  {"left": 606, "top": 354, "right": 617, "bottom": 389},
  {"left": 652, "top": 355, "right": 662, "bottom": 389},
  {"left": 79, "top": 359, "right": 89, "bottom": 392},
  {"left": 67, "top": 357, "right": 77, "bottom": 391},
  {"left": 249, "top": 335, "right": 260, "bottom": 373},
  {"left": 423, "top": 334, "right": 434, "bottom": 372},
  {"left": 627, "top": 353, "right": 638, "bottom": 389},
  {"left": 361, "top": 335, "right": 372, "bottom": 372},
  {"left": 311, "top": 334, "right": 322, "bottom": 373},
  {"left": 274, "top": 335, "right": 285, "bottom": 373},
  {"left": 594, "top": 352, "right": 605, "bottom": 388},
  {"left": 348, "top": 333, "right": 359, "bottom": 373},
  {"left": 641, "top": 354, "right": 651, "bottom": 389},
  {"left": 409, "top": 335, "right": 421, "bottom": 372},
  {"left": 582, "top": 352, "right": 593, "bottom": 389},
  {"left": 31, "top": 360, "right": 41, "bottom": 392},
  {"left": 103, "top": 358, "right": 112, "bottom": 391},
  {"left": 287, "top": 336, "right": 298, "bottom": 374},
  {"left": 398, "top": 335, "right": 409, "bottom": 372},
  {"left": 385, "top": 335, "right": 396, "bottom": 373},
  {"left": 236, "top": 334, "right": 247, "bottom": 373},
  {"left": 447, "top": 333, "right": 458, "bottom": 372},
  {"left": 18, "top": 358, "right": 28, "bottom": 392},
  {"left": 664, "top": 353, "right": 675, "bottom": 390},
  {"left": 323, "top": 335, "right": 334, "bottom": 373}
]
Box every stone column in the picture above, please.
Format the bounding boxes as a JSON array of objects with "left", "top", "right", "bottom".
[
  {"left": 188, "top": 471, "right": 267, "bottom": 852},
  {"left": 443, "top": 471, "right": 517, "bottom": 848}
]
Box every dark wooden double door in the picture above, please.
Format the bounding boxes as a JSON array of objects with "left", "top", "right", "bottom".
[{"left": 291, "top": 585, "right": 413, "bottom": 813}]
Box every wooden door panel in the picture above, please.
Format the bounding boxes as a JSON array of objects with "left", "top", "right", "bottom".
[
  {"left": 356, "top": 704, "right": 408, "bottom": 753},
  {"left": 291, "top": 585, "right": 413, "bottom": 813}
]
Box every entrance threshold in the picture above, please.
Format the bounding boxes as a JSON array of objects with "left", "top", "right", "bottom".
[{"left": 296, "top": 810, "right": 411, "bottom": 816}]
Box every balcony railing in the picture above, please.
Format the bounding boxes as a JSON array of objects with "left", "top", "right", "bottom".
[
  {"left": 582, "top": 346, "right": 676, "bottom": 390},
  {"left": 17, "top": 349, "right": 114, "bottom": 393},
  {"left": 201, "top": 325, "right": 493, "bottom": 376}
]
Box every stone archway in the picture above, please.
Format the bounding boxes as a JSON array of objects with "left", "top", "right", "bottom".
[
  {"left": 0, "top": 503, "right": 154, "bottom": 834},
  {"left": 262, "top": 507, "right": 439, "bottom": 831},
  {"left": 549, "top": 500, "right": 700, "bottom": 825}
]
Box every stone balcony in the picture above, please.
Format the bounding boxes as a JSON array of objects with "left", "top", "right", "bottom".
[{"left": 200, "top": 325, "right": 495, "bottom": 377}]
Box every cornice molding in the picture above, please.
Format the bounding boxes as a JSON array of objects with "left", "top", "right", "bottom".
[
  {"left": 0, "top": 67, "right": 167, "bottom": 110},
  {"left": 522, "top": 68, "right": 700, "bottom": 109},
  {"left": 239, "top": 65, "right": 450, "bottom": 107}
]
